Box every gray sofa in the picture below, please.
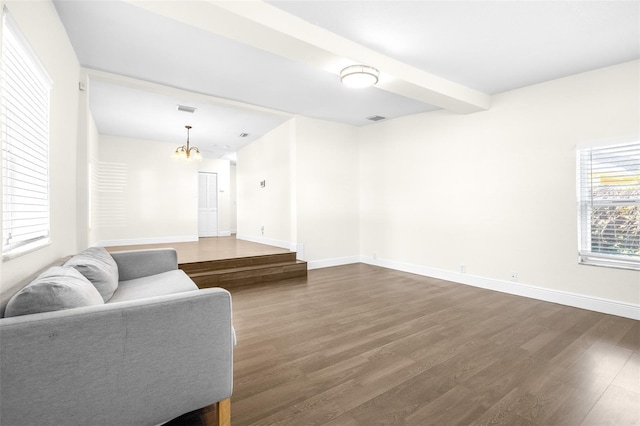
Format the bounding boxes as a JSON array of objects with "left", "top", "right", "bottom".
[{"left": 0, "top": 247, "right": 234, "bottom": 426}]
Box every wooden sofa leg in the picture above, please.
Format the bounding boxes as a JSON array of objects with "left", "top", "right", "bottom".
[
  {"left": 217, "top": 398, "right": 231, "bottom": 426},
  {"left": 199, "top": 398, "right": 231, "bottom": 426}
]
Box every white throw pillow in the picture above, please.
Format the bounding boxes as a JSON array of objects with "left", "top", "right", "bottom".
[
  {"left": 65, "top": 246, "right": 119, "bottom": 302},
  {"left": 4, "top": 266, "right": 104, "bottom": 317}
]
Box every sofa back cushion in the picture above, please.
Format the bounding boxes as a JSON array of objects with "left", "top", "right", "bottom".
[
  {"left": 4, "top": 266, "right": 104, "bottom": 317},
  {"left": 65, "top": 247, "right": 119, "bottom": 302}
]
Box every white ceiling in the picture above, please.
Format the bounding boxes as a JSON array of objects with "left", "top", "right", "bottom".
[
  {"left": 88, "top": 78, "right": 290, "bottom": 159},
  {"left": 269, "top": 0, "right": 640, "bottom": 94},
  {"left": 53, "top": 0, "right": 640, "bottom": 159}
]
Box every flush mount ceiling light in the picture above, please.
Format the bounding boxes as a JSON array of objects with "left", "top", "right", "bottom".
[
  {"left": 174, "top": 125, "right": 201, "bottom": 160},
  {"left": 340, "top": 64, "right": 379, "bottom": 88}
]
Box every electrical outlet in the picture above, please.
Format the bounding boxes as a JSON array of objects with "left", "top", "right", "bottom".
[
  {"left": 459, "top": 264, "right": 466, "bottom": 273},
  {"left": 373, "top": 253, "right": 377, "bottom": 260},
  {"left": 510, "top": 272, "right": 518, "bottom": 282},
  {"left": 260, "top": 225, "right": 264, "bottom": 235}
]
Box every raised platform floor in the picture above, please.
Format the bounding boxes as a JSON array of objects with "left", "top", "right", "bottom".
[{"left": 106, "top": 236, "right": 307, "bottom": 289}]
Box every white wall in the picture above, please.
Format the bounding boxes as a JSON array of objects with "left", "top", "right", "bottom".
[
  {"left": 87, "top": 109, "right": 100, "bottom": 246},
  {"left": 230, "top": 163, "right": 237, "bottom": 233},
  {"left": 237, "top": 120, "right": 294, "bottom": 246},
  {"left": 0, "top": 0, "right": 82, "bottom": 301},
  {"left": 95, "top": 136, "right": 233, "bottom": 245},
  {"left": 96, "top": 135, "right": 199, "bottom": 245},
  {"left": 76, "top": 70, "right": 100, "bottom": 249},
  {"left": 295, "top": 117, "right": 360, "bottom": 266},
  {"left": 359, "top": 60, "right": 640, "bottom": 307},
  {"left": 236, "top": 117, "right": 360, "bottom": 262}
]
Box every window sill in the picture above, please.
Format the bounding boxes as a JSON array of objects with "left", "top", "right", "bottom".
[
  {"left": 3, "top": 239, "right": 51, "bottom": 262},
  {"left": 579, "top": 254, "right": 640, "bottom": 271}
]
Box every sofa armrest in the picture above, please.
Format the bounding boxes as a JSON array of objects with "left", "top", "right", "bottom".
[
  {"left": 109, "top": 248, "right": 178, "bottom": 281},
  {"left": 0, "top": 288, "right": 233, "bottom": 426}
]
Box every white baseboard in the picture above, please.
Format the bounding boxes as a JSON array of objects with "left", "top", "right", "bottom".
[
  {"left": 97, "top": 235, "right": 198, "bottom": 247},
  {"left": 307, "top": 256, "right": 360, "bottom": 270},
  {"left": 217, "top": 231, "right": 232, "bottom": 237},
  {"left": 359, "top": 256, "right": 640, "bottom": 320},
  {"left": 236, "top": 234, "right": 292, "bottom": 250}
]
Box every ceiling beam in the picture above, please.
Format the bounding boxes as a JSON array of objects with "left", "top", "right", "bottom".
[
  {"left": 124, "top": 0, "right": 491, "bottom": 114},
  {"left": 85, "top": 67, "right": 294, "bottom": 120}
]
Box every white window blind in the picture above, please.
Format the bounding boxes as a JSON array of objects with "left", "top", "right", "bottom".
[
  {"left": 1, "top": 8, "right": 52, "bottom": 259},
  {"left": 577, "top": 141, "right": 640, "bottom": 270}
]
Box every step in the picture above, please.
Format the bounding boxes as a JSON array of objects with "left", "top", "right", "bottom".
[
  {"left": 186, "top": 260, "right": 307, "bottom": 290},
  {"left": 179, "top": 252, "right": 297, "bottom": 274}
]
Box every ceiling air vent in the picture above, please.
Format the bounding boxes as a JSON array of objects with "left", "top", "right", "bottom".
[
  {"left": 366, "top": 115, "right": 386, "bottom": 122},
  {"left": 239, "top": 133, "right": 249, "bottom": 138},
  {"left": 177, "top": 104, "right": 197, "bottom": 113}
]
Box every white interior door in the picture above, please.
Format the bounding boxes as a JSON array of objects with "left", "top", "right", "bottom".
[{"left": 198, "top": 172, "right": 218, "bottom": 237}]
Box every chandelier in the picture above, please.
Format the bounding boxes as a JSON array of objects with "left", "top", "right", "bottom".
[{"left": 174, "top": 125, "right": 201, "bottom": 160}]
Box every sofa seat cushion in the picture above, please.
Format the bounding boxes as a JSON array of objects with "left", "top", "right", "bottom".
[
  {"left": 4, "top": 266, "right": 104, "bottom": 317},
  {"left": 107, "top": 269, "right": 198, "bottom": 304},
  {"left": 65, "top": 246, "right": 119, "bottom": 302}
]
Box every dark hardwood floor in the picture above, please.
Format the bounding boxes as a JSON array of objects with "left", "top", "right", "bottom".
[{"left": 173, "top": 263, "right": 639, "bottom": 425}]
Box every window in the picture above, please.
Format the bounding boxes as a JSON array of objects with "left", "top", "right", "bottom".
[
  {"left": 1, "top": 8, "right": 52, "bottom": 259},
  {"left": 577, "top": 141, "right": 640, "bottom": 270}
]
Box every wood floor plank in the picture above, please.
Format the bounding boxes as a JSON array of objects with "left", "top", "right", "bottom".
[
  {"left": 465, "top": 354, "right": 549, "bottom": 410},
  {"left": 612, "top": 351, "right": 640, "bottom": 394},
  {"left": 581, "top": 385, "right": 640, "bottom": 426},
  {"left": 618, "top": 321, "right": 640, "bottom": 351},
  {"left": 560, "top": 341, "right": 632, "bottom": 389},
  {"left": 468, "top": 386, "right": 538, "bottom": 426},
  {"left": 403, "top": 384, "right": 486, "bottom": 426},
  {"left": 543, "top": 374, "right": 613, "bottom": 425},
  {"left": 510, "top": 374, "right": 575, "bottom": 425}
]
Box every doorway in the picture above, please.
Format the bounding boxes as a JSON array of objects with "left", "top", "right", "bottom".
[{"left": 198, "top": 172, "right": 218, "bottom": 237}]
